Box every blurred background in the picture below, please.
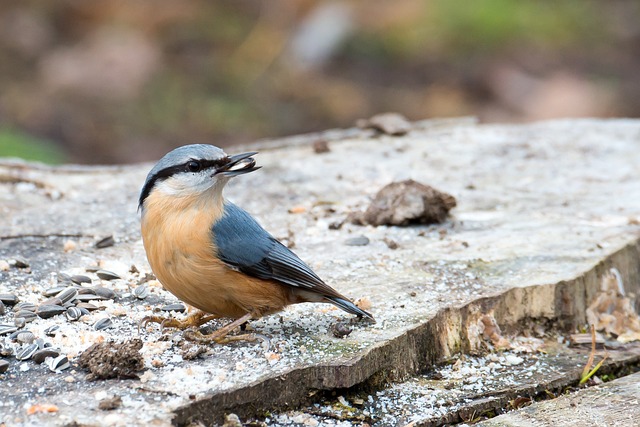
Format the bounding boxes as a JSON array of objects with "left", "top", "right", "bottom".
[{"left": 0, "top": 0, "right": 639, "bottom": 164}]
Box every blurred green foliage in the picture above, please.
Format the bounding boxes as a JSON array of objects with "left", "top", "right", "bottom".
[
  {"left": 0, "top": 128, "right": 65, "bottom": 164},
  {"left": 0, "top": 0, "right": 637, "bottom": 163}
]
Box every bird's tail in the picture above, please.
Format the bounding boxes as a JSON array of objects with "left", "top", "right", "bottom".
[{"left": 326, "top": 296, "right": 375, "bottom": 321}]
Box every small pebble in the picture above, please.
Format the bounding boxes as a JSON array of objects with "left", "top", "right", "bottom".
[
  {"left": 505, "top": 354, "right": 524, "bottom": 366},
  {"left": 0, "top": 260, "right": 9, "bottom": 271},
  {"left": 330, "top": 322, "right": 353, "bottom": 339},
  {"left": 0, "top": 300, "right": 4, "bottom": 315},
  {"left": 63, "top": 240, "right": 77, "bottom": 252},
  {"left": 344, "top": 235, "right": 370, "bottom": 246},
  {"left": 14, "top": 318, "right": 26, "bottom": 328},
  {"left": 0, "top": 359, "right": 8, "bottom": 373}
]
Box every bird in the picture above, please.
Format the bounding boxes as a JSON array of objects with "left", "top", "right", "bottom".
[{"left": 138, "top": 144, "right": 373, "bottom": 344}]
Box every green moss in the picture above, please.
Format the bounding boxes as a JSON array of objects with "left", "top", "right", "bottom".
[{"left": 0, "top": 128, "right": 65, "bottom": 164}]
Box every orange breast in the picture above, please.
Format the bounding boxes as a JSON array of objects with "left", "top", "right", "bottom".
[{"left": 141, "top": 191, "right": 292, "bottom": 319}]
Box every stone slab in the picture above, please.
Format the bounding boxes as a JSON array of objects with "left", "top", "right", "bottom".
[
  {"left": 477, "top": 371, "right": 640, "bottom": 427},
  {"left": 0, "top": 118, "right": 639, "bottom": 426}
]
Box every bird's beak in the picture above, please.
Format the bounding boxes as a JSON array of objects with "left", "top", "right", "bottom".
[{"left": 216, "top": 152, "right": 260, "bottom": 177}]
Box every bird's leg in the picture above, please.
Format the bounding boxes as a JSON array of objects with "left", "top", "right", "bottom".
[
  {"left": 140, "top": 309, "right": 219, "bottom": 332},
  {"left": 183, "top": 313, "right": 264, "bottom": 345}
]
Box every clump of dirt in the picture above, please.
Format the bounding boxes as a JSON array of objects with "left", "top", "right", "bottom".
[
  {"left": 350, "top": 180, "right": 456, "bottom": 226},
  {"left": 78, "top": 338, "right": 145, "bottom": 380}
]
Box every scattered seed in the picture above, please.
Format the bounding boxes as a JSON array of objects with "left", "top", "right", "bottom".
[
  {"left": 32, "top": 348, "right": 60, "bottom": 364},
  {"left": 36, "top": 305, "right": 66, "bottom": 319},
  {"left": 161, "top": 303, "right": 186, "bottom": 313},
  {"left": 94, "top": 317, "right": 112, "bottom": 331},
  {"left": 35, "top": 338, "right": 51, "bottom": 349},
  {"left": 57, "top": 287, "right": 79, "bottom": 304},
  {"left": 96, "top": 270, "right": 120, "bottom": 281},
  {"left": 44, "top": 325, "right": 60, "bottom": 337},
  {"left": 47, "top": 355, "right": 70, "bottom": 372},
  {"left": 91, "top": 286, "right": 116, "bottom": 300},
  {"left": 42, "top": 286, "right": 67, "bottom": 297},
  {"left": 16, "top": 343, "right": 39, "bottom": 361},
  {"left": 0, "top": 359, "right": 8, "bottom": 373},
  {"left": 14, "top": 302, "right": 36, "bottom": 312},
  {"left": 57, "top": 272, "right": 72, "bottom": 283},
  {"left": 12, "top": 257, "right": 30, "bottom": 268},
  {"left": 95, "top": 235, "right": 115, "bottom": 248},
  {"left": 74, "top": 294, "right": 105, "bottom": 302},
  {"left": 70, "top": 275, "right": 91, "bottom": 285},
  {"left": 0, "top": 325, "right": 18, "bottom": 336},
  {"left": 12, "top": 331, "right": 35, "bottom": 344},
  {"left": 76, "top": 302, "right": 101, "bottom": 311},
  {"left": 0, "top": 294, "right": 18, "bottom": 305},
  {"left": 344, "top": 235, "right": 370, "bottom": 246},
  {"left": 133, "top": 285, "right": 149, "bottom": 300},
  {"left": 66, "top": 307, "right": 84, "bottom": 321},
  {"left": 40, "top": 297, "right": 63, "bottom": 307},
  {"left": 15, "top": 310, "right": 37, "bottom": 321}
]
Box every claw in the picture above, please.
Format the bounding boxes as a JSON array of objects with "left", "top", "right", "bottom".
[
  {"left": 138, "top": 315, "right": 166, "bottom": 334},
  {"left": 139, "top": 310, "right": 219, "bottom": 334}
]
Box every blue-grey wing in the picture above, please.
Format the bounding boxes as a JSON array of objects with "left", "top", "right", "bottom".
[{"left": 212, "top": 202, "right": 342, "bottom": 298}]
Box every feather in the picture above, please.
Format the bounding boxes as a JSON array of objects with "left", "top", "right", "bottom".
[{"left": 212, "top": 202, "right": 372, "bottom": 318}]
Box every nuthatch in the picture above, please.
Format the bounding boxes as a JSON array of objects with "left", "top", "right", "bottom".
[{"left": 139, "top": 144, "right": 373, "bottom": 343}]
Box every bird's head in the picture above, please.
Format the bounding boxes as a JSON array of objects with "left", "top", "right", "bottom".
[{"left": 138, "top": 144, "right": 259, "bottom": 211}]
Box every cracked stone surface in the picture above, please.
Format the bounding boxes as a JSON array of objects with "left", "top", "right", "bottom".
[{"left": 0, "top": 118, "right": 639, "bottom": 426}]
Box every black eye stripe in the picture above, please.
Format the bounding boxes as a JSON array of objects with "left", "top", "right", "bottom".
[
  {"left": 186, "top": 158, "right": 228, "bottom": 171},
  {"left": 138, "top": 157, "right": 230, "bottom": 209}
]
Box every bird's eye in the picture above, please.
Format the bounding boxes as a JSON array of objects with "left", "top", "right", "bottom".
[{"left": 187, "top": 161, "right": 201, "bottom": 172}]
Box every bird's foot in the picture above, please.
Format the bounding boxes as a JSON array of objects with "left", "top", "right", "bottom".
[
  {"left": 183, "top": 313, "right": 270, "bottom": 349},
  {"left": 139, "top": 310, "right": 218, "bottom": 332}
]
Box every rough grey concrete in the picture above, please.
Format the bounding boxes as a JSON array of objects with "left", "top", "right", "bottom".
[{"left": 0, "top": 118, "right": 639, "bottom": 426}]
